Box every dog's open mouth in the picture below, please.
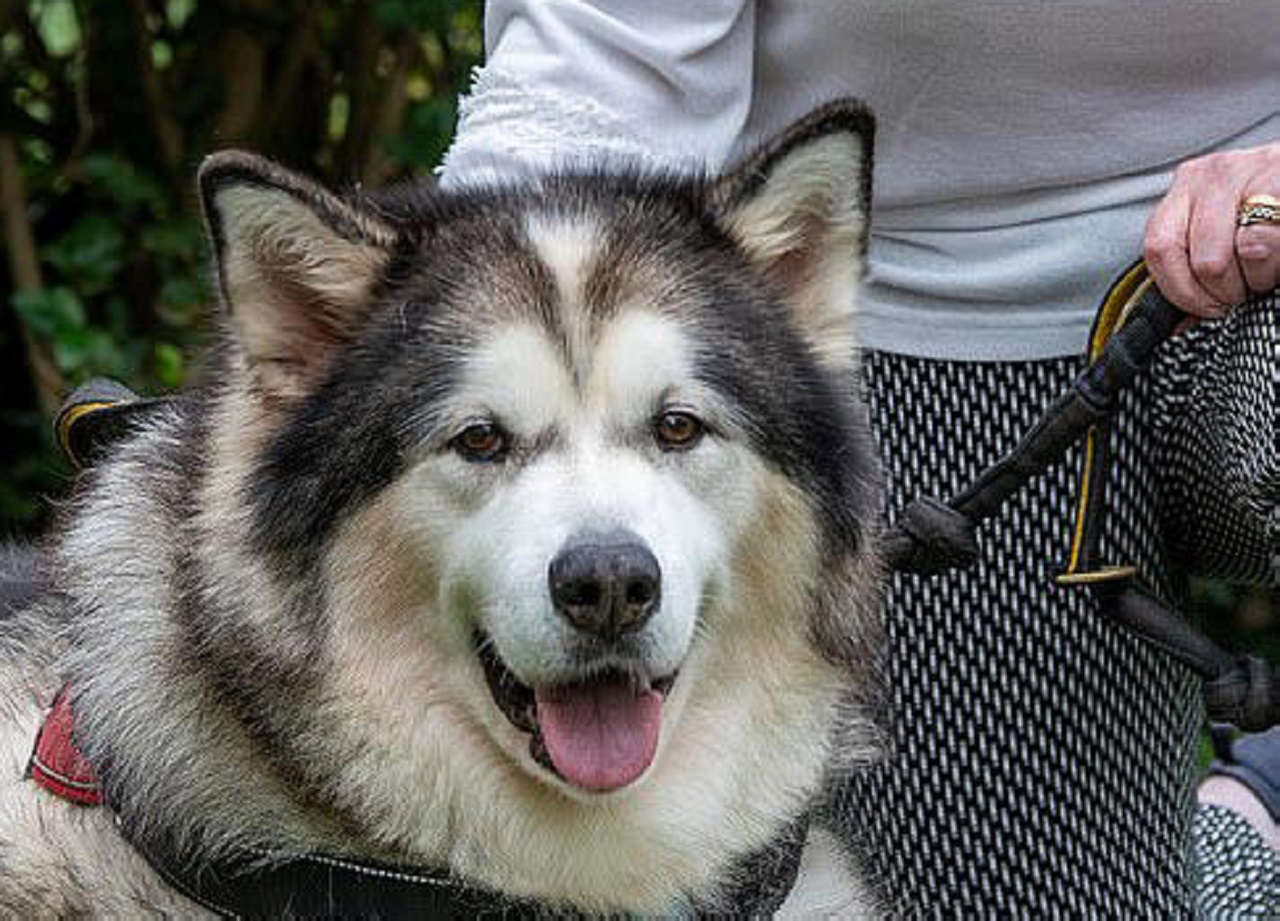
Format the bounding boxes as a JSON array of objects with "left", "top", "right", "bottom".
[{"left": 476, "top": 635, "right": 675, "bottom": 792}]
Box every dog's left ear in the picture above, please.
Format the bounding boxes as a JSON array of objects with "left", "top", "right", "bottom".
[
  {"left": 199, "top": 152, "right": 398, "bottom": 401},
  {"left": 710, "top": 101, "right": 873, "bottom": 372}
]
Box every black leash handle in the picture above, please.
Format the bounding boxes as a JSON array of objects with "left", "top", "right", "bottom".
[
  {"left": 883, "top": 285, "right": 1184, "bottom": 574},
  {"left": 1101, "top": 586, "right": 1280, "bottom": 732},
  {"left": 882, "top": 279, "right": 1280, "bottom": 732}
]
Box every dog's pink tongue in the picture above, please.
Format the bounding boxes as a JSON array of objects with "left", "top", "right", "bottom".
[{"left": 535, "top": 680, "right": 662, "bottom": 792}]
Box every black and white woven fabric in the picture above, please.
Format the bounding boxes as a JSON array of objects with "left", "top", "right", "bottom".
[
  {"left": 1192, "top": 805, "right": 1278, "bottom": 918},
  {"left": 827, "top": 291, "right": 1277, "bottom": 915},
  {"left": 1154, "top": 291, "right": 1278, "bottom": 586}
]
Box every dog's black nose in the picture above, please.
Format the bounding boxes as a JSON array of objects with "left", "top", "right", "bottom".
[{"left": 548, "top": 531, "right": 661, "bottom": 640}]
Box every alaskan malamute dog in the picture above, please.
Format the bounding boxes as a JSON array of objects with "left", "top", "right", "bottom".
[{"left": 0, "top": 102, "right": 883, "bottom": 917}]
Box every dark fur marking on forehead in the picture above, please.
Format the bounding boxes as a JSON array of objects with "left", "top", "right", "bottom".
[
  {"left": 372, "top": 185, "right": 577, "bottom": 366},
  {"left": 581, "top": 195, "right": 729, "bottom": 329}
]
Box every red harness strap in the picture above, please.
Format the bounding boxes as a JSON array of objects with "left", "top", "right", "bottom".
[{"left": 28, "top": 686, "right": 104, "bottom": 806}]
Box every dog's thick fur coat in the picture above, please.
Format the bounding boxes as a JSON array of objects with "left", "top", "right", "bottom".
[{"left": 0, "top": 102, "right": 883, "bottom": 917}]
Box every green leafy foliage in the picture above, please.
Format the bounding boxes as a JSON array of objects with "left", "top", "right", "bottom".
[
  {"left": 79, "top": 153, "right": 165, "bottom": 212},
  {"left": 43, "top": 215, "right": 125, "bottom": 296},
  {"left": 13, "top": 286, "right": 123, "bottom": 379},
  {"left": 8, "top": 161, "right": 202, "bottom": 387},
  {"left": 2, "top": 0, "right": 482, "bottom": 534},
  {"left": 383, "top": 96, "right": 458, "bottom": 171},
  {"left": 12, "top": 287, "right": 85, "bottom": 341}
]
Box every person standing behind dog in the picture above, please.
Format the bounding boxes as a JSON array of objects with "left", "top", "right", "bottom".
[{"left": 439, "top": 1, "right": 1280, "bottom": 914}]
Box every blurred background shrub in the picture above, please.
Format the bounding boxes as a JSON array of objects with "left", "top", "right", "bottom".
[
  {"left": 1, "top": 0, "right": 1273, "bottom": 650},
  {"left": 2, "top": 0, "right": 480, "bottom": 530}
]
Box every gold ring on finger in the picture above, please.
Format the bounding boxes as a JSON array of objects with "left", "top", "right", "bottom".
[{"left": 1237, "top": 193, "right": 1280, "bottom": 227}]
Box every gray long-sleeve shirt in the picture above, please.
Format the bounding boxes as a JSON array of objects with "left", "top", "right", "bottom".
[{"left": 441, "top": 0, "right": 1280, "bottom": 360}]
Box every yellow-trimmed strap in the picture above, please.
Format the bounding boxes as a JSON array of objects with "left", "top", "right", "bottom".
[
  {"left": 53, "top": 378, "right": 147, "bottom": 469},
  {"left": 1087, "top": 260, "right": 1150, "bottom": 361},
  {"left": 55, "top": 401, "right": 119, "bottom": 466},
  {"left": 1058, "top": 260, "right": 1156, "bottom": 581}
]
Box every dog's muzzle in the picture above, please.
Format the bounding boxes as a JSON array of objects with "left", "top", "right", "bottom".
[{"left": 473, "top": 529, "right": 678, "bottom": 793}]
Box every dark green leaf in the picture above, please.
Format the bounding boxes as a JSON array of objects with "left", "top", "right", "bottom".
[
  {"left": 141, "top": 218, "right": 203, "bottom": 261},
  {"left": 157, "top": 275, "right": 208, "bottom": 326},
  {"left": 51, "top": 325, "right": 125, "bottom": 379},
  {"left": 154, "top": 342, "right": 185, "bottom": 388},
  {"left": 43, "top": 214, "right": 126, "bottom": 294},
  {"left": 12, "top": 287, "right": 86, "bottom": 338},
  {"left": 79, "top": 154, "right": 165, "bottom": 211}
]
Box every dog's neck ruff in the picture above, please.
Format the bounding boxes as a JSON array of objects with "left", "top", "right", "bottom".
[{"left": 28, "top": 686, "right": 806, "bottom": 918}]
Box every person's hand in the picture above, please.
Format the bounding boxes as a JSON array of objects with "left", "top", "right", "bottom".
[{"left": 1144, "top": 142, "right": 1280, "bottom": 317}]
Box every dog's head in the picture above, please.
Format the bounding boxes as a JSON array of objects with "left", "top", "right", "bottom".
[{"left": 193, "top": 101, "right": 880, "bottom": 904}]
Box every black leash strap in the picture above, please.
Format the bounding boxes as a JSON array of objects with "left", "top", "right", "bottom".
[
  {"left": 882, "top": 262, "right": 1280, "bottom": 732},
  {"left": 882, "top": 276, "right": 1182, "bottom": 575},
  {"left": 1097, "top": 585, "right": 1280, "bottom": 732}
]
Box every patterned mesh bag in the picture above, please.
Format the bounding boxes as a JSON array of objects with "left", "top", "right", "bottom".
[{"left": 1154, "top": 288, "right": 1277, "bottom": 586}]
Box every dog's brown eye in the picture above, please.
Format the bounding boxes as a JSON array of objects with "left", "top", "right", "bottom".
[
  {"left": 452, "top": 423, "right": 508, "bottom": 462},
  {"left": 653, "top": 410, "right": 704, "bottom": 451}
]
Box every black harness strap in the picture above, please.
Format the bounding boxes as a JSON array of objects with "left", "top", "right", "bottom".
[
  {"left": 123, "top": 831, "right": 547, "bottom": 919},
  {"left": 118, "top": 817, "right": 806, "bottom": 919},
  {"left": 54, "top": 378, "right": 164, "bottom": 469}
]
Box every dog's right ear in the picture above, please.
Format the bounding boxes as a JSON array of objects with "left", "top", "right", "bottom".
[{"left": 199, "top": 152, "right": 398, "bottom": 401}]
